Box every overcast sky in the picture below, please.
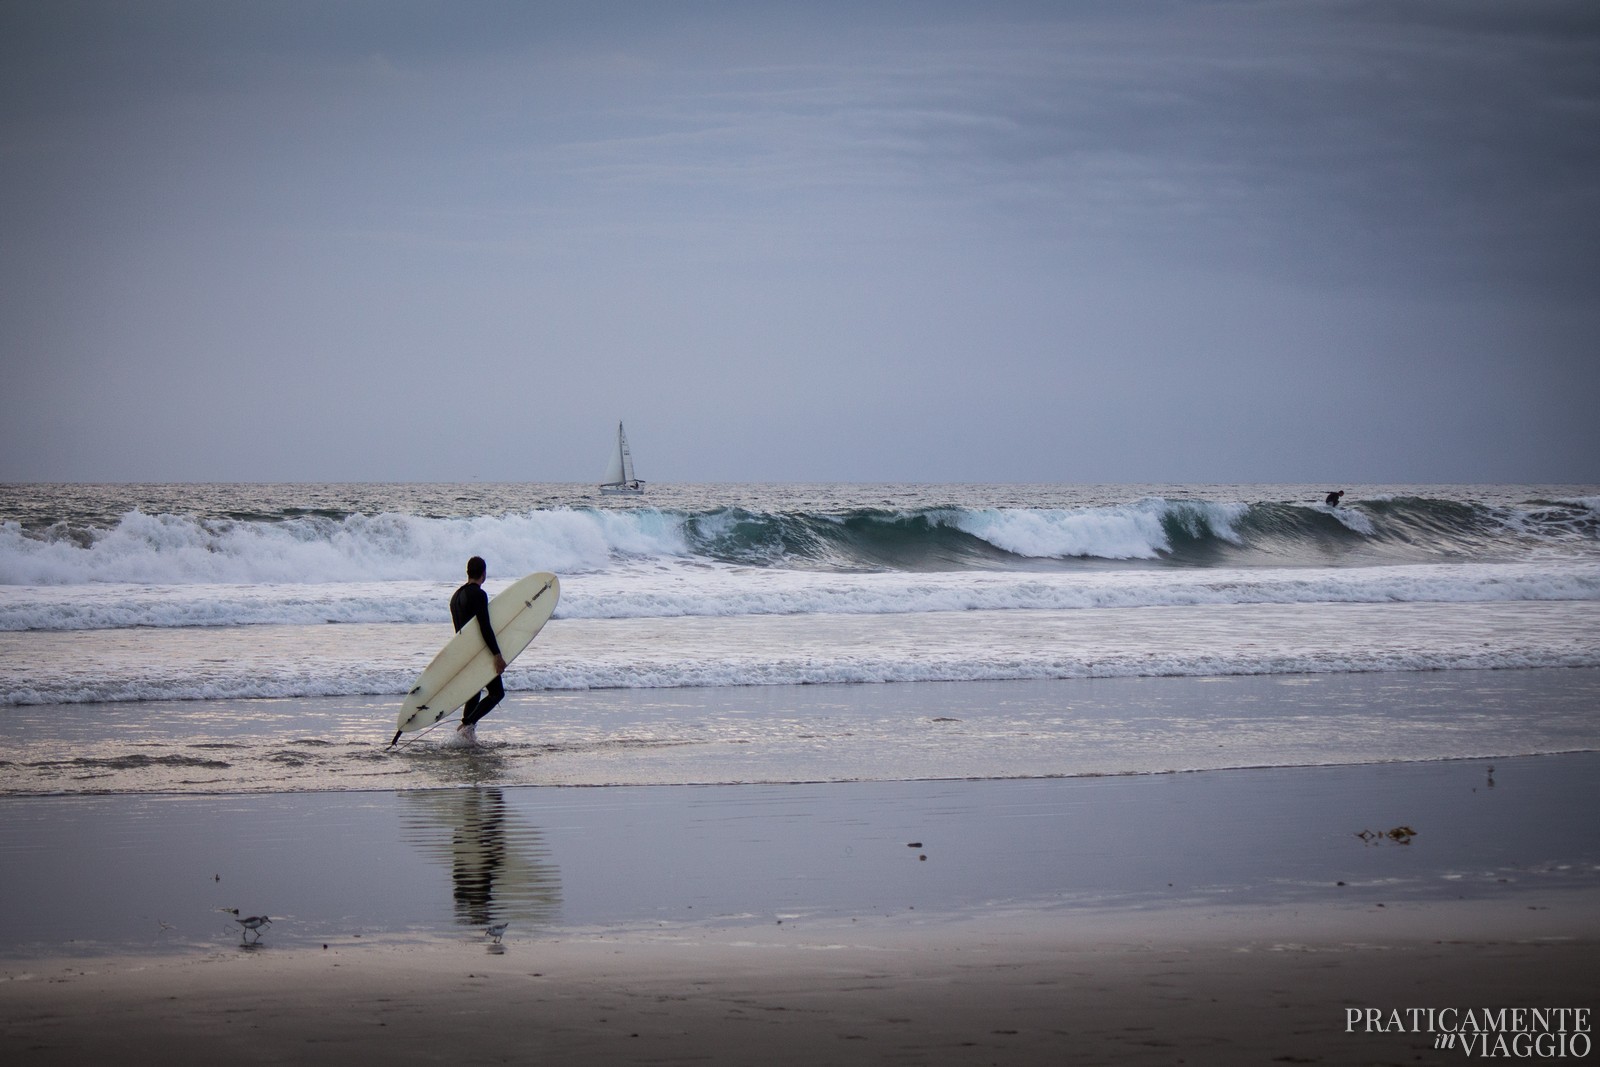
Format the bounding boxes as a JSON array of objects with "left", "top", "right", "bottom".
[{"left": 2, "top": 1, "right": 1596, "bottom": 485}]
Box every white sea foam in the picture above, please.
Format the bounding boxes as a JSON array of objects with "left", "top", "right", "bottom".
[
  {"left": 565, "top": 561, "right": 1599, "bottom": 620},
  {"left": 4, "top": 492, "right": 1595, "bottom": 589},
  {"left": 3, "top": 487, "right": 1596, "bottom": 712},
  {"left": 948, "top": 499, "right": 1250, "bottom": 559},
  {"left": 3, "top": 561, "right": 1596, "bottom": 632},
  {"left": 1325, "top": 505, "right": 1376, "bottom": 535},
  {"left": 0, "top": 509, "right": 693, "bottom": 587},
  {"left": 4, "top": 601, "right": 1598, "bottom": 705}
]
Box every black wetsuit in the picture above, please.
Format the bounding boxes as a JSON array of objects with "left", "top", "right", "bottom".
[{"left": 450, "top": 581, "right": 504, "bottom": 728}]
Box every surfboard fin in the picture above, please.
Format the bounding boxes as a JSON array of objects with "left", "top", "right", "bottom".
[{"left": 387, "top": 730, "right": 403, "bottom": 749}]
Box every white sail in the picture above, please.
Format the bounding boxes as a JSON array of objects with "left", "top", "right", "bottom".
[
  {"left": 599, "top": 422, "right": 645, "bottom": 494},
  {"left": 602, "top": 425, "right": 627, "bottom": 484}
]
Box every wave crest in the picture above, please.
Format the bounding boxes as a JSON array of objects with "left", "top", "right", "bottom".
[{"left": 2, "top": 494, "right": 1595, "bottom": 588}]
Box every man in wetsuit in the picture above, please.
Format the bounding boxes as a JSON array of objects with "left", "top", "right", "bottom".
[{"left": 451, "top": 556, "right": 507, "bottom": 733}]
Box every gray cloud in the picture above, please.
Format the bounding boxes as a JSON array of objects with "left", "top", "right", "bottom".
[{"left": 2, "top": 1, "right": 1596, "bottom": 483}]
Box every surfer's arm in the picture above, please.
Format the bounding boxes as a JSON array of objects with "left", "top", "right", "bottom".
[
  {"left": 472, "top": 591, "right": 503, "bottom": 659},
  {"left": 479, "top": 619, "right": 506, "bottom": 674}
]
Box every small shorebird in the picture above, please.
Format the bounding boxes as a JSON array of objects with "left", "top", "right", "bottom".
[
  {"left": 236, "top": 915, "right": 272, "bottom": 942},
  {"left": 486, "top": 922, "right": 508, "bottom": 944}
]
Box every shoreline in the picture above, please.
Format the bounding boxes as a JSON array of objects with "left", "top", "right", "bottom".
[
  {"left": 7, "top": 741, "right": 1600, "bottom": 797},
  {"left": 7, "top": 667, "right": 1600, "bottom": 795}
]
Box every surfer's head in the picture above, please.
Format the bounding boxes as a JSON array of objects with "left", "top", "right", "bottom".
[{"left": 466, "top": 556, "right": 487, "bottom": 582}]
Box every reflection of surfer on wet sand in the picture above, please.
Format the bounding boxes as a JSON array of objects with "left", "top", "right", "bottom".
[
  {"left": 452, "top": 788, "right": 507, "bottom": 926},
  {"left": 397, "top": 788, "right": 563, "bottom": 931}
]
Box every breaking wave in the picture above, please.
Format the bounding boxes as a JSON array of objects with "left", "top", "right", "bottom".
[{"left": 3, "top": 495, "right": 1596, "bottom": 589}]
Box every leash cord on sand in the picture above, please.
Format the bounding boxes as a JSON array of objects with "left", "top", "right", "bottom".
[{"left": 389, "top": 714, "right": 461, "bottom": 750}]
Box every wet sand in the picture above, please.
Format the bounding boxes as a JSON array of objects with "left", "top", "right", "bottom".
[
  {"left": 3, "top": 901, "right": 1597, "bottom": 1066},
  {"left": 4, "top": 755, "right": 1598, "bottom": 1064}
]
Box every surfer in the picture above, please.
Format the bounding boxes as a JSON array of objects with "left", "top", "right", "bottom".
[
  {"left": 1325, "top": 490, "right": 1344, "bottom": 507},
  {"left": 451, "top": 556, "right": 507, "bottom": 733}
]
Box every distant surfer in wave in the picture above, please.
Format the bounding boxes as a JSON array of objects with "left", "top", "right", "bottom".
[
  {"left": 1325, "top": 490, "right": 1344, "bottom": 507},
  {"left": 452, "top": 556, "right": 507, "bottom": 735}
]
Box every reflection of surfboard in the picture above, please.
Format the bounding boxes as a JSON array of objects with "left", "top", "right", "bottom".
[{"left": 392, "top": 572, "right": 560, "bottom": 741}]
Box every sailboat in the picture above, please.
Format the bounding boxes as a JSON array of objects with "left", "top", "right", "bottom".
[{"left": 598, "top": 421, "right": 646, "bottom": 495}]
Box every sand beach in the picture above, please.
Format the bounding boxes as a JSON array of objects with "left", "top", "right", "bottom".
[
  {"left": 4, "top": 749, "right": 1598, "bottom": 1065},
  {"left": 4, "top": 905, "right": 1596, "bottom": 1066}
]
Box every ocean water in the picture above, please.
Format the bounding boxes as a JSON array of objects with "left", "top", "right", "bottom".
[{"left": 1, "top": 482, "right": 1597, "bottom": 795}]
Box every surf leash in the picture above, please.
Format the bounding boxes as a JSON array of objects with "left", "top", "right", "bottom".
[{"left": 387, "top": 714, "right": 461, "bottom": 750}]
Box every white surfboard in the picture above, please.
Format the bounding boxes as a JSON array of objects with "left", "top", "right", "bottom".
[{"left": 392, "top": 572, "right": 560, "bottom": 741}]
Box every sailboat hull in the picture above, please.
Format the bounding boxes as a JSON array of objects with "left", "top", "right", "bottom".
[{"left": 599, "top": 484, "right": 645, "bottom": 496}]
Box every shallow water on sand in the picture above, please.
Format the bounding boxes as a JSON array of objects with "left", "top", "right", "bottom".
[{"left": 2, "top": 669, "right": 1598, "bottom": 795}]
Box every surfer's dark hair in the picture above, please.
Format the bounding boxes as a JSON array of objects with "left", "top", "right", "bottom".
[{"left": 466, "top": 556, "right": 487, "bottom": 580}]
